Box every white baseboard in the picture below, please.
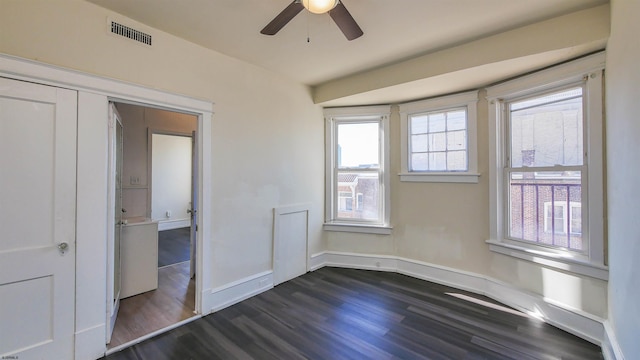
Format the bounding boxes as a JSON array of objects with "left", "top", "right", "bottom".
[
  {"left": 602, "top": 321, "right": 625, "bottom": 360},
  {"left": 317, "top": 251, "right": 398, "bottom": 272},
  {"left": 205, "top": 270, "right": 273, "bottom": 314},
  {"left": 157, "top": 218, "right": 190, "bottom": 231},
  {"left": 312, "top": 251, "right": 605, "bottom": 346},
  {"left": 75, "top": 323, "right": 106, "bottom": 360}
]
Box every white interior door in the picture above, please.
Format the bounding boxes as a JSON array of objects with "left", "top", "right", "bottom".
[
  {"left": 106, "top": 103, "right": 123, "bottom": 343},
  {"left": 0, "top": 78, "right": 77, "bottom": 358}
]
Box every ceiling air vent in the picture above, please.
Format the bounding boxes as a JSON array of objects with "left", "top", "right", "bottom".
[{"left": 110, "top": 21, "right": 152, "bottom": 46}]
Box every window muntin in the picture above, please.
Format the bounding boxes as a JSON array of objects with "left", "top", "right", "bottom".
[
  {"left": 506, "top": 86, "right": 586, "bottom": 253},
  {"left": 409, "top": 108, "right": 468, "bottom": 171}
]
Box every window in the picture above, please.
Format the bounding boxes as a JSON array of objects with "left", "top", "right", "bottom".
[
  {"left": 543, "top": 201, "right": 582, "bottom": 236},
  {"left": 356, "top": 193, "right": 364, "bottom": 210},
  {"left": 507, "top": 87, "right": 585, "bottom": 251},
  {"left": 338, "top": 191, "right": 353, "bottom": 212},
  {"left": 399, "top": 91, "right": 479, "bottom": 183},
  {"left": 486, "top": 53, "right": 606, "bottom": 280},
  {"left": 324, "top": 106, "right": 391, "bottom": 234}
]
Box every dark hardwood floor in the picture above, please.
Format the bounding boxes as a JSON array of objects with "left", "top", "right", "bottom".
[
  {"left": 158, "top": 227, "right": 191, "bottom": 267},
  {"left": 104, "top": 267, "right": 602, "bottom": 360},
  {"left": 108, "top": 261, "right": 196, "bottom": 348}
]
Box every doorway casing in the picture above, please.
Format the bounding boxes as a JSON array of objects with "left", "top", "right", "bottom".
[{"left": 0, "top": 54, "right": 214, "bottom": 360}]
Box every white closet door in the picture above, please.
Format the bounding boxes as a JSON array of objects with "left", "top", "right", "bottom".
[{"left": 0, "top": 78, "right": 77, "bottom": 359}]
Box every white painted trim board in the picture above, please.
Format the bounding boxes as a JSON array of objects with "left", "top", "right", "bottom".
[{"left": 206, "top": 270, "right": 274, "bottom": 314}]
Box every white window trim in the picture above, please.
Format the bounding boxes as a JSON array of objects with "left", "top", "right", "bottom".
[
  {"left": 399, "top": 91, "right": 480, "bottom": 183},
  {"left": 486, "top": 52, "right": 606, "bottom": 280},
  {"left": 324, "top": 105, "right": 392, "bottom": 234}
]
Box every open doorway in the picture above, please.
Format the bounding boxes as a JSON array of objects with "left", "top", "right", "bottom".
[{"left": 107, "top": 102, "right": 198, "bottom": 349}]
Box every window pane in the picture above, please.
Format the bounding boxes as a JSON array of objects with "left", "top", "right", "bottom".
[
  {"left": 429, "top": 113, "right": 446, "bottom": 132},
  {"left": 447, "top": 151, "right": 467, "bottom": 171},
  {"left": 509, "top": 87, "right": 583, "bottom": 168},
  {"left": 428, "top": 132, "right": 446, "bottom": 152},
  {"left": 509, "top": 171, "right": 583, "bottom": 251},
  {"left": 447, "top": 130, "right": 466, "bottom": 151},
  {"left": 447, "top": 110, "right": 466, "bottom": 131},
  {"left": 410, "top": 115, "right": 428, "bottom": 134},
  {"left": 411, "top": 134, "right": 428, "bottom": 152},
  {"left": 337, "top": 122, "right": 379, "bottom": 168},
  {"left": 336, "top": 172, "right": 379, "bottom": 221},
  {"left": 429, "top": 152, "right": 446, "bottom": 171},
  {"left": 411, "top": 153, "right": 429, "bottom": 171}
]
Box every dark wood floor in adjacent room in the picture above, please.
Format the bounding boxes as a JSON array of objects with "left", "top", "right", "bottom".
[
  {"left": 108, "top": 261, "right": 196, "bottom": 348},
  {"left": 104, "top": 267, "right": 603, "bottom": 360}
]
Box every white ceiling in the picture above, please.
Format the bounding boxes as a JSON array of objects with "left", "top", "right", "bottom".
[{"left": 85, "top": 0, "right": 607, "bottom": 104}]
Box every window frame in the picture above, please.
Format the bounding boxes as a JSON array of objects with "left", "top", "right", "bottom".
[
  {"left": 323, "top": 106, "right": 392, "bottom": 235},
  {"left": 399, "top": 91, "right": 480, "bottom": 183},
  {"left": 504, "top": 84, "right": 586, "bottom": 252},
  {"left": 486, "top": 53, "right": 607, "bottom": 280}
]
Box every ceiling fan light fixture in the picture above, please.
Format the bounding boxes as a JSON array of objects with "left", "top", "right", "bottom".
[{"left": 301, "top": 0, "right": 338, "bottom": 14}]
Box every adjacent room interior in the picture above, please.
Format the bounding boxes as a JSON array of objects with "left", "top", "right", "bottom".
[{"left": 107, "top": 103, "right": 198, "bottom": 348}]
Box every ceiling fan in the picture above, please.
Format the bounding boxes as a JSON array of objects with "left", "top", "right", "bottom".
[{"left": 261, "top": 0, "right": 363, "bottom": 41}]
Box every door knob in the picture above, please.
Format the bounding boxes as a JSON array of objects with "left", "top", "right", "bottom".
[{"left": 58, "top": 242, "right": 69, "bottom": 255}]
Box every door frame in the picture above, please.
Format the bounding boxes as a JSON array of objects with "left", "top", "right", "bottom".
[
  {"left": 0, "top": 54, "right": 214, "bottom": 359},
  {"left": 106, "top": 103, "right": 124, "bottom": 343}
]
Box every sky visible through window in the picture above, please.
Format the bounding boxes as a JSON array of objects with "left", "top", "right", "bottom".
[{"left": 337, "top": 122, "right": 379, "bottom": 168}]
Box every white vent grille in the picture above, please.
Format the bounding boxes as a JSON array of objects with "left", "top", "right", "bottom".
[{"left": 110, "top": 21, "right": 152, "bottom": 46}]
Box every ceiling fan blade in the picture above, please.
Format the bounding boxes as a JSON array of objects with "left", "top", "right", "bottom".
[
  {"left": 329, "top": 2, "right": 363, "bottom": 40},
  {"left": 260, "top": 1, "right": 304, "bottom": 35}
]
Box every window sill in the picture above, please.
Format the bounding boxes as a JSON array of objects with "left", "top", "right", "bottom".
[
  {"left": 486, "top": 239, "right": 608, "bottom": 280},
  {"left": 323, "top": 223, "right": 393, "bottom": 235},
  {"left": 399, "top": 172, "right": 480, "bottom": 183}
]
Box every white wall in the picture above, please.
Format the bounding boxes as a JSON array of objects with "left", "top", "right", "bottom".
[
  {"left": 151, "top": 133, "right": 192, "bottom": 224},
  {"left": 605, "top": 0, "right": 640, "bottom": 358}
]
